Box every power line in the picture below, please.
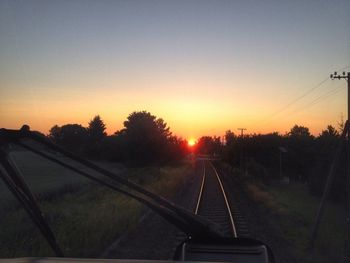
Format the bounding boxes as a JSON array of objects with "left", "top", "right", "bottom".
[
  {"left": 261, "top": 65, "right": 350, "bottom": 124},
  {"left": 263, "top": 65, "right": 350, "bottom": 122},
  {"left": 338, "top": 65, "right": 350, "bottom": 71},
  {"left": 263, "top": 84, "right": 344, "bottom": 122},
  {"left": 290, "top": 84, "right": 345, "bottom": 115},
  {"left": 261, "top": 78, "right": 329, "bottom": 123},
  {"left": 304, "top": 85, "right": 344, "bottom": 107},
  {"left": 253, "top": 84, "right": 345, "bottom": 132}
]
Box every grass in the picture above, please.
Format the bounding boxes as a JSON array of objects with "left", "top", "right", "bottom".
[
  {"left": 245, "top": 180, "right": 348, "bottom": 262},
  {"left": 1, "top": 151, "right": 125, "bottom": 203},
  {"left": 1, "top": 151, "right": 82, "bottom": 201},
  {"left": 0, "top": 150, "right": 191, "bottom": 258}
]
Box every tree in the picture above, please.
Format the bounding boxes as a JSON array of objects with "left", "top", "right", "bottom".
[
  {"left": 225, "top": 130, "right": 236, "bottom": 145},
  {"left": 100, "top": 134, "right": 126, "bottom": 162},
  {"left": 123, "top": 111, "right": 171, "bottom": 139},
  {"left": 85, "top": 115, "right": 107, "bottom": 158},
  {"left": 320, "top": 125, "right": 339, "bottom": 138},
  {"left": 196, "top": 136, "right": 222, "bottom": 155},
  {"left": 167, "top": 135, "right": 189, "bottom": 161},
  {"left": 288, "top": 125, "right": 311, "bottom": 138},
  {"left": 223, "top": 130, "right": 238, "bottom": 165},
  {"left": 338, "top": 113, "right": 345, "bottom": 133},
  {"left": 49, "top": 124, "right": 87, "bottom": 152},
  {"left": 308, "top": 124, "right": 344, "bottom": 199},
  {"left": 222, "top": 132, "right": 284, "bottom": 179},
  {"left": 49, "top": 125, "right": 61, "bottom": 143},
  {"left": 87, "top": 115, "right": 107, "bottom": 141},
  {"left": 121, "top": 111, "right": 172, "bottom": 165},
  {"left": 286, "top": 125, "right": 314, "bottom": 181}
]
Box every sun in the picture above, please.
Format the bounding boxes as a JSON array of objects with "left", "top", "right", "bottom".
[{"left": 188, "top": 138, "right": 196, "bottom": 147}]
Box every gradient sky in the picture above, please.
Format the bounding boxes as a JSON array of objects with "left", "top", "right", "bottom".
[{"left": 1, "top": 0, "right": 349, "bottom": 139}]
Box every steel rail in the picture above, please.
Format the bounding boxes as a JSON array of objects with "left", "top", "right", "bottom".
[
  {"left": 194, "top": 160, "right": 237, "bottom": 238},
  {"left": 210, "top": 162, "right": 237, "bottom": 238},
  {"left": 194, "top": 163, "right": 206, "bottom": 215}
]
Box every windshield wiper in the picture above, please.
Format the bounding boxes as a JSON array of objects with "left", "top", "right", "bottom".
[{"left": 0, "top": 126, "right": 226, "bottom": 257}]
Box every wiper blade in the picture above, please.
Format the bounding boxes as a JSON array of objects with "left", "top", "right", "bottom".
[
  {"left": 0, "top": 127, "right": 226, "bottom": 256},
  {"left": 0, "top": 148, "right": 63, "bottom": 256}
]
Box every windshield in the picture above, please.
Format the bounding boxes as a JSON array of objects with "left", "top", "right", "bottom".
[{"left": 1, "top": 1, "right": 350, "bottom": 262}]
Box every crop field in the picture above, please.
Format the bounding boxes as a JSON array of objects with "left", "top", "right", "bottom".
[{"left": 0, "top": 149, "right": 191, "bottom": 257}]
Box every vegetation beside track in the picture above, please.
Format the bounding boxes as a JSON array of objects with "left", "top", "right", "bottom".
[
  {"left": 244, "top": 178, "right": 347, "bottom": 263},
  {"left": 0, "top": 152, "right": 191, "bottom": 258}
]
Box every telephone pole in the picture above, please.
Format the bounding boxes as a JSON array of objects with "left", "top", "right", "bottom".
[
  {"left": 330, "top": 71, "right": 350, "bottom": 256},
  {"left": 237, "top": 128, "right": 247, "bottom": 137},
  {"left": 331, "top": 71, "right": 350, "bottom": 126}
]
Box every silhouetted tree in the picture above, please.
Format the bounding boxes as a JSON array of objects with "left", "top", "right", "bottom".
[
  {"left": 87, "top": 115, "right": 107, "bottom": 141},
  {"left": 166, "top": 135, "right": 189, "bottom": 161},
  {"left": 320, "top": 125, "right": 339, "bottom": 138},
  {"left": 100, "top": 134, "right": 127, "bottom": 162},
  {"left": 49, "top": 125, "right": 61, "bottom": 142},
  {"left": 285, "top": 125, "right": 314, "bottom": 181},
  {"left": 338, "top": 113, "right": 345, "bottom": 133},
  {"left": 85, "top": 115, "right": 107, "bottom": 158},
  {"left": 196, "top": 136, "right": 222, "bottom": 155},
  {"left": 121, "top": 111, "right": 172, "bottom": 165},
  {"left": 223, "top": 130, "right": 238, "bottom": 165},
  {"left": 288, "top": 125, "right": 311, "bottom": 137},
  {"left": 45, "top": 112, "right": 188, "bottom": 164},
  {"left": 245, "top": 132, "right": 283, "bottom": 176},
  {"left": 225, "top": 130, "right": 236, "bottom": 145},
  {"left": 49, "top": 124, "right": 87, "bottom": 153},
  {"left": 221, "top": 123, "right": 347, "bottom": 200},
  {"left": 308, "top": 125, "right": 344, "bottom": 200}
]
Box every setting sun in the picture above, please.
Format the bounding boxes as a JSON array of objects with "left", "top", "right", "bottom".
[{"left": 188, "top": 138, "right": 196, "bottom": 147}]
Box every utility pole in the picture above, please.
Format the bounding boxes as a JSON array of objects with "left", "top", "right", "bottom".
[
  {"left": 330, "top": 71, "right": 350, "bottom": 256},
  {"left": 237, "top": 128, "right": 247, "bottom": 137},
  {"left": 331, "top": 71, "right": 350, "bottom": 125},
  {"left": 309, "top": 72, "right": 350, "bottom": 255}
]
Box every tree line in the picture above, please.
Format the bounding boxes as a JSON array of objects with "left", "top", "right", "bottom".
[
  {"left": 47, "top": 111, "right": 345, "bottom": 200},
  {"left": 194, "top": 124, "right": 345, "bottom": 201},
  {"left": 48, "top": 111, "right": 188, "bottom": 166}
]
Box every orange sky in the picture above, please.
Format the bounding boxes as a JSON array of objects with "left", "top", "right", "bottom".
[
  {"left": 1, "top": 1, "right": 349, "bottom": 139},
  {"left": 0, "top": 77, "right": 346, "bottom": 139}
]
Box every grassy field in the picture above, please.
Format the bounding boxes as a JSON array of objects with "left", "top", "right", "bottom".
[
  {"left": 245, "top": 181, "right": 348, "bottom": 263},
  {"left": 0, "top": 150, "right": 191, "bottom": 258},
  {"left": 0, "top": 151, "right": 126, "bottom": 203}
]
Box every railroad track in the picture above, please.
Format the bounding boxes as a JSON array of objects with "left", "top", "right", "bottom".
[
  {"left": 174, "top": 160, "right": 273, "bottom": 262},
  {"left": 195, "top": 160, "right": 249, "bottom": 238}
]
